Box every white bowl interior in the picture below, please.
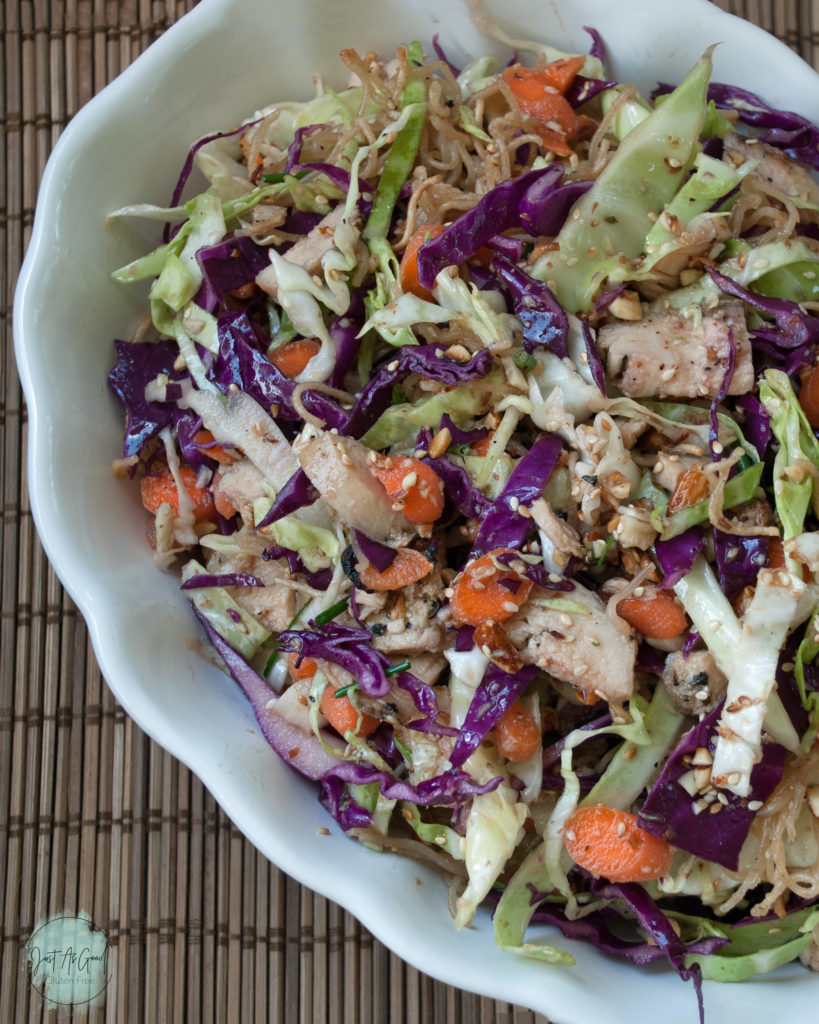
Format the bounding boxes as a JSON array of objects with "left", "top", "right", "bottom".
[{"left": 14, "top": 0, "right": 819, "bottom": 1020}]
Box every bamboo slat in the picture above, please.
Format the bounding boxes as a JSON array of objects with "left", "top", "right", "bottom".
[{"left": 1, "top": 1, "right": 817, "bottom": 1021}]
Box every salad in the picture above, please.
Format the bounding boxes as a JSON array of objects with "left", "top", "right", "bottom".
[{"left": 107, "top": 16, "right": 819, "bottom": 1017}]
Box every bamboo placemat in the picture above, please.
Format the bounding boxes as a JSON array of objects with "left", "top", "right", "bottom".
[{"left": 2, "top": 2, "right": 818, "bottom": 1021}]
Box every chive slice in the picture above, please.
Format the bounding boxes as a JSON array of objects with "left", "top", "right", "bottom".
[
  {"left": 314, "top": 596, "right": 350, "bottom": 626},
  {"left": 261, "top": 170, "right": 308, "bottom": 183},
  {"left": 333, "top": 682, "right": 359, "bottom": 698},
  {"left": 513, "top": 350, "right": 537, "bottom": 371},
  {"left": 385, "top": 659, "right": 411, "bottom": 677}
]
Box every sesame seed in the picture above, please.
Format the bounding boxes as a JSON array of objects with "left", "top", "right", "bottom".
[
  {"left": 386, "top": 360, "right": 400, "bottom": 372},
  {"left": 617, "top": 822, "right": 626, "bottom": 837},
  {"left": 518, "top": 505, "right": 531, "bottom": 519},
  {"left": 401, "top": 471, "right": 418, "bottom": 489},
  {"left": 712, "top": 441, "right": 724, "bottom": 455},
  {"left": 470, "top": 581, "right": 486, "bottom": 592},
  {"left": 747, "top": 800, "right": 763, "bottom": 811},
  {"left": 509, "top": 496, "right": 520, "bottom": 511},
  {"left": 695, "top": 689, "right": 709, "bottom": 702},
  {"left": 502, "top": 601, "right": 519, "bottom": 613},
  {"left": 710, "top": 802, "right": 722, "bottom": 814}
]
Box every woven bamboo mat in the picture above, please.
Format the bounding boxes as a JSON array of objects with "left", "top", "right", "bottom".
[{"left": 2, "top": 1, "right": 818, "bottom": 1021}]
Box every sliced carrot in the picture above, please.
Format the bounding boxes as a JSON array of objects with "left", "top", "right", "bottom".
[
  {"left": 800, "top": 363, "right": 819, "bottom": 429},
  {"left": 358, "top": 548, "right": 434, "bottom": 592},
  {"left": 768, "top": 534, "right": 809, "bottom": 581},
  {"left": 502, "top": 59, "right": 586, "bottom": 156},
  {"left": 470, "top": 431, "right": 495, "bottom": 457},
  {"left": 269, "top": 338, "right": 321, "bottom": 379},
  {"left": 666, "top": 466, "right": 709, "bottom": 515},
  {"left": 617, "top": 590, "right": 688, "bottom": 640},
  {"left": 496, "top": 699, "right": 541, "bottom": 762},
  {"left": 287, "top": 652, "right": 318, "bottom": 682},
  {"left": 399, "top": 224, "right": 446, "bottom": 300},
  {"left": 564, "top": 805, "right": 675, "bottom": 883},
  {"left": 140, "top": 465, "right": 216, "bottom": 522},
  {"left": 371, "top": 455, "right": 445, "bottom": 525},
  {"left": 319, "top": 687, "right": 379, "bottom": 739},
  {"left": 194, "top": 429, "right": 240, "bottom": 466},
  {"left": 449, "top": 549, "right": 533, "bottom": 627}
]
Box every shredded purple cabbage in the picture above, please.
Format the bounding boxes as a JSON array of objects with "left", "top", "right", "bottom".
[
  {"left": 654, "top": 528, "right": 704, "bottom": 590},
  {"left": 181, "top": 572, "right": 264, "bottom": 589},
  {"left": 638, "top": 701, "right": 786, "bottom": 870},
  {"left": 108, "top": 338, "right": 185, "bottom": 458},
  {"left": 734, "top": 393, "right": 772, "bottom": 457},
  {"left": 449, "top": 664, "right": 538, "bottom": 767},
  {"left": 713, "top": 528, "right": 768, "bottom": 600},
  {"left": 518, "top": 176, "right": 593, "bottom": 237},
  {"left": 580, "top": 318, "right": 607, "bottom": 395},
  {"left": 319, "top": 760, "right": 502, "bottom": 831},
  {"left": 354, "top": 529, "right": 397, "bottom": 572},
  {"left": 344, "top": 345, "right": 494, "bottom": 440},
  {"left": 195, "top": 235, "right": 270, "bottom": 309},
  {"left": 472, "top": 433, "right": 563, "bottom": 555},
  {"left": 416, "top": 165, "right": 564, "bottom": 289},
  {"left": 491, "top": 254, "right": 569, "bottom": 358}
]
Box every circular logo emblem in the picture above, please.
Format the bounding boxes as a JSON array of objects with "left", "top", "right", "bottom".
[{"left": 26, "top": 913, "right": 110, "bottom": 1007}]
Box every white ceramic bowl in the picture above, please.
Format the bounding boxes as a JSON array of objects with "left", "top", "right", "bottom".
[{"left": 15, "top": 1, "right": 819, "bottom": 1021}]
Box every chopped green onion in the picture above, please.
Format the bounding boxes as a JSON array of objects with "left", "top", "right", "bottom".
[
  {"left": 592, "top": 535, "right": 615, "bottom": 568},
  {"left": 261, "top": 170, "right": 308, "bottom": 183},
  {"left": 450, "top": 443, "right": 472, "bottom": 457},
  {"left": 385, "top": 659, "right": 411, "bottom": 677},
  {"left": 334, "top": 682, "right": 359, "bottom": 698},
  {"left": 314, "top": 596, "right": 350, "bottom": 626},
  {"left": 513, "top": 350, "right": 537, "bottom": 371}
]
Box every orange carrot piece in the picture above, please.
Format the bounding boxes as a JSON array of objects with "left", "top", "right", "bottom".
[
  {"left": 800, "top": 363, "right": 819, "bottom": 428},
  {"left": 502, "top": 59, "right": 586, "bottom": 156},
  {"left": 371, "top": 455, "right": 445, "bottom": 525},
  {"left": 449, "top": 549, "right": 533, "bottom": 627},
  {"left": 140, "top": 466, "right": 216, "bottom": 522},
  {"left": 470, "top": 431, "right": 495, "bottom": 457},
  {"left": 319, "top": 687, "right": 379, "bottom": 738},
  {"left": 269, "top": 338, "right": 321, "bottom": 379},
  {"left": 358, "top": 548, "right": 433, "bottom": 592},
  {"left": 399, "top": 224, "right": 446, "bottom": 300},
  {"left": 564, "top": 805, "right": 675, "bottom": 883},
  {"left": 496, "top": 699, "right": 541, "bottom": 762},
  {"left": 194, "top": 429, "right": 240, "bottom": 466},
  {"left": 617, "top": 590, "right": 688, "bottom": 640},
  {"left": 287, "top": 652, "right": 318, "bottom": 682}
]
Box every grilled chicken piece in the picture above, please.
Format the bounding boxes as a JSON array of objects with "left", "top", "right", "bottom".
[
  {"left": 724, "top": 133, "right": 819, "bottom": 215},
  {"left": 367, "top": 571, "right": 449, "bottom": 654},
  {"left": 280, "top": 204, "right": 350, "bottom": 274},
  {"left": 505, "top": 581, "right": 636, "bottom": 704},
  {"left": 598, "top": 301, "right": 753, "bottom": 400},
  {"left": 204, "top": 547, "right": 298, "bottom": 631},
  {"left": 294, "top": 430, "right": 414, "bottom": 542}
]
